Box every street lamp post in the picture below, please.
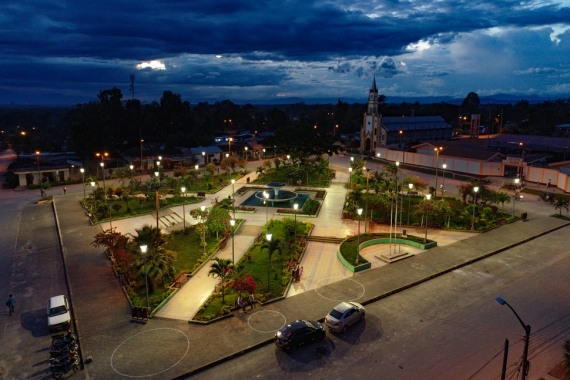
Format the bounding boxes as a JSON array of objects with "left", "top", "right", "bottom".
[
  {"left": 202, "top": 151, "right": 206, "bottom": 165},
  {"left": 35, "top": 151, "right": 42, "bottom": 195},
  {"left": 231, "top": 179, "right": 236, "bottom": 218},
  {"left": 442, "top": 163, "right": 447, "bottom": 197},
  {"left": 376, "top": 153, "right": 381, "bottom": 173},
  {"left": 266, "top": 233, "right": 272, "bottom": 295},
  {"left": 472, "top": 186, "right": 479, "bottom": 230},
  {"left": 513, "top": 178, "right": 520, "bottom": 216},
  {"left": 228, "top": 138, "right": 233, "bottom": 155},
  {"left": 90, "top": 181, "right": 97, "bottom": 213},
  {"left": 181, "top": 187, "right": 187, "bottom": 234},
  {"left": 225, "top": 153, "right": 230, "bottom": 179},
  {"left": 195, "top": 165, "right": 199, "bottom": 192},
  {"left": 434, "top": 147, "right": 443, "bottom": 196},
  {"left": 244, "top": 147, "right": 248, "bottom": 160},
  {"left": 80, "top": 168, "right": 86, "bottom": 200},
  {"left": 424, "top": 194, "right": 431, "bottom": 243},
  {"left": 200, "top": 205, "right": 206, "bottom": 253},
  {"left": 230, "top": 219, "right": 236, "bottom": 264},
  {"left": 348, "top": 167, "right": 353, "bottom": 189},
  {"left": 100, "top": 162, "right": 106, "bottom": 196},
  {"left": 140, "top": 245, "right": 149, "bottom": 311},
  {"left": 407, "top": 183, "right": 413, "bottom": 225},
  {"left": 262, "top": 148, "right": 265, "bottom": 159},
  {"left": 356, "top": 208, "right": 363, "bottom": 265},
  {"left": 496, "top": 297, "right": 531, "bottom": 380},
  {"left": 293, "top": 203, "right": 298, "bottom": 246},
  {"left": 263, "top": 191, "right": 269, "bottom": 226},
  {"left": 364, "top": 167, "right": 370, "bottom": 233}
]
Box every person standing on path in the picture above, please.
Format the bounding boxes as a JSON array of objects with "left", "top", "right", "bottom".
[
  {"left": 6, "top": 294, "right": 14, "bottom": 316},
  {"left": 63, "top": 187, "right": 67, "bottom": 195}
]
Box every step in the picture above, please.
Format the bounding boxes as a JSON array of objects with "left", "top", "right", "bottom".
[{"left": 306, "top": 236, "right": 344, "bottom": 244}]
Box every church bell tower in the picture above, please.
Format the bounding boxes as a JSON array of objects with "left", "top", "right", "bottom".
[{"left": 360, "top": 77, "right": 386, "bottom": 152}]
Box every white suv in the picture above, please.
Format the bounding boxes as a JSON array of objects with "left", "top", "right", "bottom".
[{"left": 47, "top": 295, "right": 71, "bottom": 332}]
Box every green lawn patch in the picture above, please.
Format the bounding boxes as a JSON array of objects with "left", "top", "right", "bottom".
[{"left": 166, "top": 226, "right": 220, "bottom": 273}]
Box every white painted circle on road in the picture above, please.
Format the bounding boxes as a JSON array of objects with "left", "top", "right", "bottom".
[
  {"left": 111, "top": 328, "right": 189, "bottom": 377},
  {"left": 247, "top": 310, "right": 287, "bottom": 333},
  {"left": 314, "top": 276, "right": 365, "bottom": 301}
]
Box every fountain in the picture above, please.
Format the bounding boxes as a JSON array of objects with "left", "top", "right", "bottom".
[{"left": 241, "top": 182, "right": 307, "bottom": 208}]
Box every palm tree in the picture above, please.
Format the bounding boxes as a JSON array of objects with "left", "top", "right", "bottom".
[
  {"left": 133, "top": 224, "right": 165, "bottom": 252},
  {"left": 134, "top": 247, "right": 176, "bottom": 292},
  {"left": 208, "top": 258, "right": 234, "bottom": 304},
  {"left": 553, "top": 197, "right": 569, "bottom": 215},
  {"left": 496, "top": 192, "right": 511, "bottom": 211}
]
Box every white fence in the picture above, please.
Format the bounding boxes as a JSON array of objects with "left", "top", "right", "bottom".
[{"left": 375, "top": 147, "right": 569, "bottom": 192}]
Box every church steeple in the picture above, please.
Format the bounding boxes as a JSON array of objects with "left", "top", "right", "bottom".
[{"left": 360, "top": 74, "right": 386, "bottom": 152}]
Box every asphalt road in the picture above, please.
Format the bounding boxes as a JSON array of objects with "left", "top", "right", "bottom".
[{"left": 190, "top": 227, "right": 570, "bottom": 380}]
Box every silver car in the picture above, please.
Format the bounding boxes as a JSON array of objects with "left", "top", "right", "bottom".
[{"left": 325, "top": 301, "right": 365, "bottom": 333}]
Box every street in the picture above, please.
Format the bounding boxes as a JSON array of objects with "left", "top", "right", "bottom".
[{"left": 191, "top": 227, "right": 570, "bottom": 380}]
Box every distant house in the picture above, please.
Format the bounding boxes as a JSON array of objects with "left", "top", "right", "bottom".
[{"left": 190, "top": 146, "right": 223, "bottom": 166}]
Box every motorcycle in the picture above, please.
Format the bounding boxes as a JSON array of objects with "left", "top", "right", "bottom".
[
  {"left": 50, "top": 343, "right": 78, "bottom": 356},
  {"left": 52, "top": 331, "right": 77, "bottom": 345},
  {"left": 50, "top": 351, "right": 79, "bottom": 363},
  {"left": 51, "top": 361, "right": 79, "bottom": 379}
]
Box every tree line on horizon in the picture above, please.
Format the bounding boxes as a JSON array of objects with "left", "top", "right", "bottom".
[{"left": 2, "top": 88, "right": 569, "bottom": 159}]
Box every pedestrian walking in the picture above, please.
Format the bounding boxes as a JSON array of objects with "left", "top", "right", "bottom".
[
  {"left": 547, "top": 179, "right": 551, "bottom": 187},
  {"left": 299, "top": 266, "right": 303, "bottom": 279},
  {"left": 63, "top": 187, "right": 67, "bottom": 195},
  {"left": 6, "top": 294, "right": 15, "bottom": 316}
]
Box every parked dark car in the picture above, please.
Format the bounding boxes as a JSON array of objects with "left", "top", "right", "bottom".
[{"left": 274, "top": 320, "right": 325, "bottom": 350}]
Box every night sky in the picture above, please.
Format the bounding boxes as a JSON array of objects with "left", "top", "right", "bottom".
[{"left": 2, "top": 0, "right": 570, "bottom": 105}]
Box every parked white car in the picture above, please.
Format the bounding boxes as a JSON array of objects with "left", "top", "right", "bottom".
[
  {"left": 325, "top": 301, "right": 365, "bottom": 333},
  {"left": 47, "top": 295, "right": 71, "bottom": 332}
]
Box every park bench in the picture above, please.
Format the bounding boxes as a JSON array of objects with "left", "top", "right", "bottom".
[
  {"left": 197, "top": 192, "right": 206, "bottom": 197},
  {"left": 173, "top": 272, "right": 188, "bottom": 287}
]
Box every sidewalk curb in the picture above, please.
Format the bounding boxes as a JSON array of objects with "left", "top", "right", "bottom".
[
  {"left": 52, "top": 199, "right": 86, "bottom": 371},
  {"left": 169, "top": 219, "right": 570, "bottom": 379}
]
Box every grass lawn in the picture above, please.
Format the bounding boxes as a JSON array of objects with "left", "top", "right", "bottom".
[
  {"left": 253, "top": 168, "right": 330, "bottom": 187},
  {"left": 165, "top": 226, "right": 220, "bottom": 273}
]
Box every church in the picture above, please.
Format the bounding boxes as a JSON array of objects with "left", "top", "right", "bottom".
[{"left": 360, "top": 78, "right": 453, "bottom": 151}]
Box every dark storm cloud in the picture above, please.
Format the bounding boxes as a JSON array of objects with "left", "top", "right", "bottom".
[
  {"left": 3, "top": 0, "right": 569, "bottom": 62},
  {"left": 1, "top": 0, "right": 570, "bottom": 104}
]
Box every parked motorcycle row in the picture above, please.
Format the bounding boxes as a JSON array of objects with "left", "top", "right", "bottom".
[{"left": 48, "top": 331, "right": 80, "bottom": 379}]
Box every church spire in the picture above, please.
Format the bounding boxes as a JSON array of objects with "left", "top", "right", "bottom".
[{"left": 371, "top": 75, "right": 377, "bottom": 91}]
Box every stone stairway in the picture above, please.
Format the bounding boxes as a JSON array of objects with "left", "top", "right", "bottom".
[
  {"left": 306, "top": 235, "right": 345, "bottom": 244},
  {"left": 158, "top": 212, "right": 184, "bottom": 228}
]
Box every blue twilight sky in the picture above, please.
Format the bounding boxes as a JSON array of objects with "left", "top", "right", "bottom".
[{"left": 1, "top": 0, "right": 570, "bottom": 106}]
